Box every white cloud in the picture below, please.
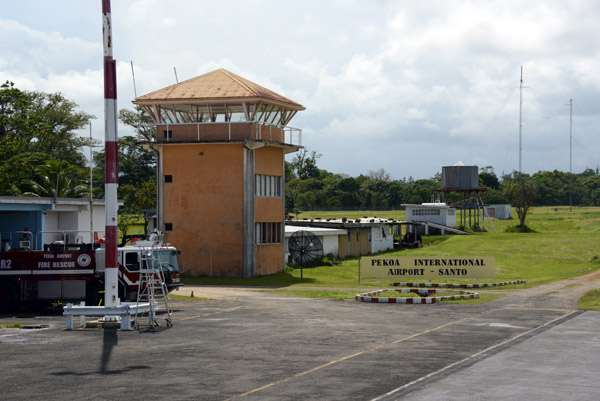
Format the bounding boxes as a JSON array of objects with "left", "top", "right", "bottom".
[
  {"left": 0, "top": 18, "right": 99, "bottom": 76},
  {"left": 1, "top": 1, "right": 600, "bottom": 179}
]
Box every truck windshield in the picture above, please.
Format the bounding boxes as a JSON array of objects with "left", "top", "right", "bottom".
[{"left": 145, "top": 250, "right": 180, "bottom": 272}]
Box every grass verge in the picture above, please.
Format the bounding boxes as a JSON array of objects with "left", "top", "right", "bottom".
[
  {"left": 0, "top": 323, "right": 22, "bottom": 329},
  {"left": 259, "top": 289, "right": 362, "bottom": 301},
  {"left": 578, "top": 289, "right": 600, "bottom": 310},
  {"left": 181, "top": 207, "right": 600, "bottom": 303}
]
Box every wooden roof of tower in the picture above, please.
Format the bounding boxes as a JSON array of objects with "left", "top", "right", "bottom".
[{"left": 133, "top": 68, "right": 305, "bottom": 111}]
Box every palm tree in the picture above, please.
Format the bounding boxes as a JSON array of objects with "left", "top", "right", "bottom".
[{"left": 22, "top": 160, "right": 88, "bottom": 198}]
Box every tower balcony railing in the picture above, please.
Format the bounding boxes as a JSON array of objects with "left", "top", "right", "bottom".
[{"left": 145, "top": 121, "right": 302, "bottom": 147}]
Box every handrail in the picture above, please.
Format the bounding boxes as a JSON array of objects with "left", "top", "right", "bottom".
[
  {"left": 1, "top": 230, "right": 108, "bottom": 251},
  {"left": 38, "top": 230, "right": 110, "bottom": 251},
  {"left": 140, "top": 121, "right": 303, "bottom": 146}
]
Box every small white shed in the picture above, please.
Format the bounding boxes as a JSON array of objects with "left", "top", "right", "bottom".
[
  {"left": 485, "top": 204, "right": 512, "bottom": 220},
  {"left": 403, "top": 203, "right": 457, "bottom": 228},
  {"left": 284, "top": 225, "right": 347, "bottom": 261}
]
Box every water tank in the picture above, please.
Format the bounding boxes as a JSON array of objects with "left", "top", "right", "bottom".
[{"left": 441, "top": 165, "right": 479, "bottom": 189}]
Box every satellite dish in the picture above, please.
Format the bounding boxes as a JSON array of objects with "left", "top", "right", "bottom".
[{"left": 288, "top": 231, "right": 324, "bottom": 267}]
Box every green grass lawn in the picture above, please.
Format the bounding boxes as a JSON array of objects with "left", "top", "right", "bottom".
[
  {"left": 0, "top": 323, "right": 22, "bottom": 329},
  {"left": 182, "top": 207, "right": 600, "bottom": 305},
  {"left": 578, "top": 288, "right": 600, "bottom": 310},
  {"left": 118, "top": 214, "right": 146, "bottom": 242}
]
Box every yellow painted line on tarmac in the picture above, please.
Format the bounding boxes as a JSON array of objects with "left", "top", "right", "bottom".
[
  {"left": 224, "top": 318, "right": 469, "bottom": 400},
  {"left": 175, "top": 307, "right": 242, "bottom": 322},
  {"left": 294, "top": 351, "right": 366, "bottom": 378},
  {"left": 504, "top": 306, "right": 576, "bottom": 312},
  {"left": 224, "top": 308, "right": 573, "bottom": 400},
  {"left": 176, "top": 311, "right": 224, "bottom": 322},
  {"left": 230, "top": 380, "right": 286, "bottom": 399},
  {"left": 392, "top": 320, "right": 463, "bottom": 344}
]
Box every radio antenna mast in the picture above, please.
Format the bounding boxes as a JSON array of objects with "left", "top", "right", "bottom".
[
  {"left": 569, "top": 98, "right": 573, "bottom": 211},
  {"left": 131, "top": 60, "right": 138, "bottom": 99},
  {"left": 519, "top": 66, "right": 523, "bottom": 175},
  {"left": 130, "top": 61, "right": 143, "bottom": 140}
]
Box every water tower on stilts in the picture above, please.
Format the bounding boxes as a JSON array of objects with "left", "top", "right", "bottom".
[{"left": 433, "top": 164, "right": 492, "bottom": 231}]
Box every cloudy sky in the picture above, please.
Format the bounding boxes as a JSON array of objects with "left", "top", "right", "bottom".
[{"left": 2, "top": 0, "right": 599, "bottom": 179}]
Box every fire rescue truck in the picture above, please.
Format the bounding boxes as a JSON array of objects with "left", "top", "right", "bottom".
[{"left": 0, "top": 231, "right": 182, "bottom": 311}]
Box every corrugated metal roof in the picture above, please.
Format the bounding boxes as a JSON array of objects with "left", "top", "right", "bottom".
[
  {"left": 286, "top": 218, "right": 399, "bottom": 229},
  {"left": 284, "top": 225, "right": 347, "bottom": 236},
  {"left": 133, "top": 68, "right": 304, "bottom": 109}
]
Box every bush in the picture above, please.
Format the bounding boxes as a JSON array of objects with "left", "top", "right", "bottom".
[
  {"left": 321, "top": 253, "right": 341, "bottom": 266},
  {"left": 505, "top": 224, "right": 537, "bottom": 233}
]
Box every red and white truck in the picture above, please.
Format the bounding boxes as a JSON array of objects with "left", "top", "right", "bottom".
[{"left": 0, "top": 233, "right": 182, "bottom": 311}]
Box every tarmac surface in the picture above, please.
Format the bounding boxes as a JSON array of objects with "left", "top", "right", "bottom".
[{"left": 1, "top": 280, "right": 599, "bottom": 400}]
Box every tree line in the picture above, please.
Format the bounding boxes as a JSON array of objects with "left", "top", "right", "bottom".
[
  {"left": 286, "top": 150, "right": 600, "bottom": 211},
  {"left": 0, "top": 82, "right": 156, "bottom": 216},
  {"left": 2, "top": 83, "right": 600, "bottom": 222}
]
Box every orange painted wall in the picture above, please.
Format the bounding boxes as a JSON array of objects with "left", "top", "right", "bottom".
[
  {"left": 256, "top": 245, "right": 283, "bottom": 275},
  {"left": 254, "top": 146, "right": 284, "bottom": 274},
  {"left": 155, "top": 124, "right": 284, "bottom": 143},
  {"left": 255, "top": 146, "right": 283, "bottom": 175},
  {"left": 156, "top": 123, "right": 254, "bottom": 142},
  {"left": 162, "top": 143, "right": 245, "bottom": 277},
  {"left": 255, "top": 146, "right": 284, "bottom": 221}
]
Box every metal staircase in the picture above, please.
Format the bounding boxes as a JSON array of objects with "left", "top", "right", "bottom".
[{"left": 133, "top": 245, "right": 173, "bottom": 331}]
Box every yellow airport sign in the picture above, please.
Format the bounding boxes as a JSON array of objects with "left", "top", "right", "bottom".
[{"left": 360, "top": 256, "right": 496, "bottom": 279}]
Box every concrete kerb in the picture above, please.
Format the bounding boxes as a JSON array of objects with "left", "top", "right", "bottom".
[
  {"left": 355, "top": 288, "right": 479, "bottom": 304},
  {"left": 390, "top": 280, "right": 527, "bottom": 288},
  {"left": 355, "top": 281, "right": 526, "bottom": 304}
]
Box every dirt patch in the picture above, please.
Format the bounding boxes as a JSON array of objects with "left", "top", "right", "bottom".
[
  {"left": 482, "top": 269, "right": 600, "bottom": 309},
  {"left": 530, "top": 270, "right": 600, "bottom": 308},
  {"left": 173, "top": 285, "right": 265, "bottom": 299}
]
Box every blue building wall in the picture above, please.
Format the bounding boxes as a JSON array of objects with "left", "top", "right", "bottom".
[{"left": 0, "top": 205, "right": 49, "bottom": 250}]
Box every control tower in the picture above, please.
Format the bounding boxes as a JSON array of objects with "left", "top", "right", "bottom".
[{"left": 133, "top": 69, "right": 305, "bottom": 277}]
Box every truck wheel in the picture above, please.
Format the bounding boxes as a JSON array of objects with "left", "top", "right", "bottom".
[{"left": 0, "top": 282, "right": 18, "bottom": 312}]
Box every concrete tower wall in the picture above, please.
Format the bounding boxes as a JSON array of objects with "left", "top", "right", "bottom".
[
  {"left": 162, "top": 143, "right": 245, "bottom": 277},
  {"left": 255, "top": 146, "right": 285, "bottom": 275}
]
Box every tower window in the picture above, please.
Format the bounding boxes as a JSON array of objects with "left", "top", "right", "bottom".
[
  {"left": 164, "top": 175, "right": 173, "bottom": 183},
  {"left": 255, "top": 222, "right": 282, "bottom": 244},
  {"left": 255, "top": 174, "right": 282, "bottom": 197}
]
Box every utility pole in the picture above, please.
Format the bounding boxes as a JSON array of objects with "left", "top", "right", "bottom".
[{"left": 89, "top": 122, "right": 94, "bottom": 240}]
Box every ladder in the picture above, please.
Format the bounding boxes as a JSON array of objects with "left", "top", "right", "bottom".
[
  {"left": 477, "top": 198, "right": 496, "bottom": 232},
  {"left": 134, "top": 245, "right": 173, "bottom": 331}
]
